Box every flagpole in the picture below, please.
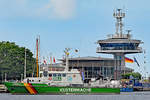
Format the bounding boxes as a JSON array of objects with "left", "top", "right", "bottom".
[
  {"left": 123, "top": 56, "right": 125, "bottom": 75},
  {"left": 36, "top": 38, "right": 39, "bottom": 77},
  {"left": 50, "top": 53, "right": 52, "bottom": 71},
  {"left": 144, "top": 49, "right": 146, "bottom": 79}
]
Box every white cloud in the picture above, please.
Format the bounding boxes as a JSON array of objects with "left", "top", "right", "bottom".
[
  {"left": 38, "top": 0, "right": 76, "bottom": 19},
  {"left": 50, "top": 0, "right": 76, "bottom": 19},
  {"left": 0, "top": 0, "right": 76, "bottom": 20}
]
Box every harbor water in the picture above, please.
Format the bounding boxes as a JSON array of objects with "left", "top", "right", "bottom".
[{"left": 0, "top": 92, "right": 150, "bottom": 100}]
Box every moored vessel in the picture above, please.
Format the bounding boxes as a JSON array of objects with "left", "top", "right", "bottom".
[{"left": 4, "top": 46, "right": 120, "bottom": 95}]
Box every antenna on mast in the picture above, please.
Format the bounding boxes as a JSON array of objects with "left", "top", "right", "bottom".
[
  {"left": 126, "top": 30, "right": 132, "bottom": 39},
  {"left": 113, "top": 9, "right": 125, "bottom": 37},
  {"left": 64, "top": 48, "right": 71, "bottom": 71}
]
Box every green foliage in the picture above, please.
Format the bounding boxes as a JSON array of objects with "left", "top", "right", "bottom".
[
  {"left": 121, "top": 72, "right": 142, "bottom": 80},
  {"left": 0, "top": 41, "right": 36, "bottom": 81}
]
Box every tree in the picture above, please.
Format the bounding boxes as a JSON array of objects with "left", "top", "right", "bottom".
[
  {"left": 0, "top": 41, "right": 36, "bottom": 82},
  {"left": 121, "top": 72, "right": 142, "bottom": 80}
]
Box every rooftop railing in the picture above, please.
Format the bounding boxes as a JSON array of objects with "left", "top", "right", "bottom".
[
  {"left": 96, "top": 47, "right": 142, "bottom": 53},
  {"left": 107, "top": 34, "right": 132, "bottom": 39}
]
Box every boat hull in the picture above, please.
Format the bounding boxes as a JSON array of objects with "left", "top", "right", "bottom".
[{"left": 4, "top": 82, "right": 120, "bottom": 95}]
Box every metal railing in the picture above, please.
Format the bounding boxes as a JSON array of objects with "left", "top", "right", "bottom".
[
  {"left": 107, "top": 34, "right": 132, "bottom": 39},
  {"left": 96, "top": 47, "right": 142, "bottom": 52}
]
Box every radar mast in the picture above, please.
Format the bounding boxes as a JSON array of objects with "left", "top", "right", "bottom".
[{"left": 113, "top": 9, "right": 125, "bottom": 37}]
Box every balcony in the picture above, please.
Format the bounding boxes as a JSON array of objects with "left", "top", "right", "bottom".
[{"left": 96, "top": 47, "right": 142, "bottom": 54}]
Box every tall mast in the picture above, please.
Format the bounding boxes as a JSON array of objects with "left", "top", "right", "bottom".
[
  {"left": 64, "top": 48, "right": 70, "bottom": 71},
  {"left": 38, "top": 35, "right": 40, "bottom": 76},
  {"left": 113, "top": 9, "right": 125, "bottom": 37},
  {"left": 24, "top": 48, "right": 26, "bottom": 79},
  {"left": 36, "top": 38, "right": 39, "bottom": 77}
]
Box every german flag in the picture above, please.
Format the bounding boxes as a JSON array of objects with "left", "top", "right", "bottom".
[{"left": 125, "top": 57, "right": 134, "bottom": 63}]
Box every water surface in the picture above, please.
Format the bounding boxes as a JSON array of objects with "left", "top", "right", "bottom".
[{"left": 0, "top": 92, "right": 150, "bottom": 100}]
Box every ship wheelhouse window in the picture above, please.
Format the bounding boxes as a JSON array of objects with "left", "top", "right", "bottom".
[
  {"left": 58, "top": 73, "right": 61, "bottom": 77},
  {"left": 43, "top": 71, "right": 48, "bottom": 77},
  {"left": 62, "top": 74, "right": 66, "bottom": 77},
  {"left": 49, "top": 74, "right": 52, "bottom": 77},
  {"left": 53, "top": 74, "right": 56, "bottom": 77}
]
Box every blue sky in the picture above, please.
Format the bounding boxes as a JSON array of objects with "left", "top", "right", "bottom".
[{"left": 0, "top": 0, "right": 149, "bottom": 76}]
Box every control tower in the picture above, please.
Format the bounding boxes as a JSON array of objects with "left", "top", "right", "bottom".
[{"left": 96, "top": 9, "right": 143, "bottom": 80}]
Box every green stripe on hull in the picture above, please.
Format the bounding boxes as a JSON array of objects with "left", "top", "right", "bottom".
[
  {"left": 4, "top": 82, "right": 28, "bottom": 93},
  {"left": 34, "top": 87, "right": 120, "bottom": 94},
  {"left": 4, "top": 82, "right": 120, "bottom": 94},
  {"left": 10, "top": 86, "right": 28, "bottom": 94},
  {"left": 91, "top": 88, "right": 120, "bottom": 93}
]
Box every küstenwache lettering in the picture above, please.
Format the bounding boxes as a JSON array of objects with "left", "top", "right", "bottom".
[{"left": 60, "top": 88, "right": 91, "bottom": 92}]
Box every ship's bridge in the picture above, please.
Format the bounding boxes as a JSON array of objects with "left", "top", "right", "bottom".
[{"left": 96, "top": 34, "right": 143, "bottom": 54}]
